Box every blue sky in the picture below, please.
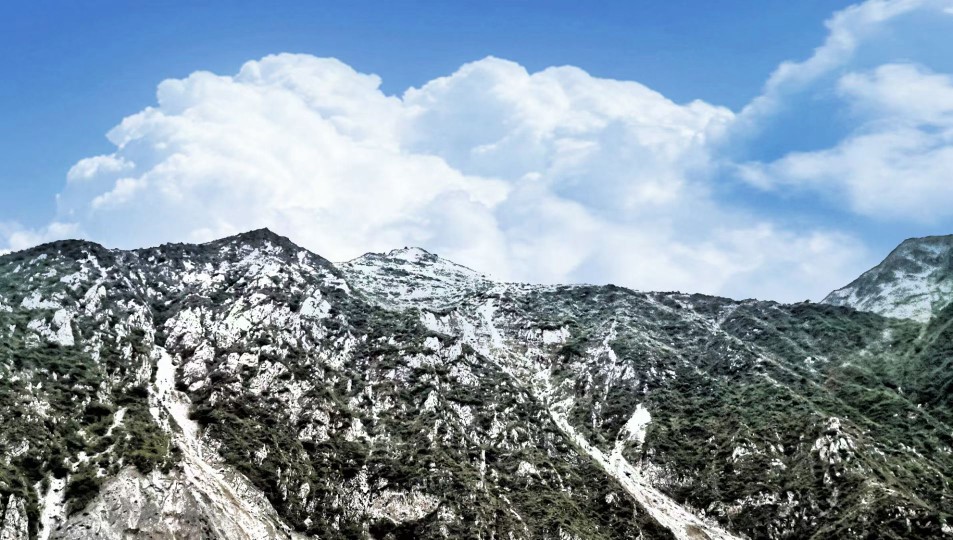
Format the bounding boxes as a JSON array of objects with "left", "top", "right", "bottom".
[
  {"left": 0, "top": 0, "right": 849, "bottom": 224},
  {"left": 3, "top": 0, "right": 953, "bottom": 301}
]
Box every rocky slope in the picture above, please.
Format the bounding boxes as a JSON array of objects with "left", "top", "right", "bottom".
[
  {"left": 824, "top": 235, "right": 953, "bottom": 322},
  {"left": 0, "top": 229, "right": 951, "bottom": 539}
]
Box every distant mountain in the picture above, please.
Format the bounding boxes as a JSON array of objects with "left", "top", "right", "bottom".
[
  {"left": 824, "top": 235, "right": 953, "bottom": 322},
  {"left": 0, "top": 229, "right": 950, "bottom": 539}
]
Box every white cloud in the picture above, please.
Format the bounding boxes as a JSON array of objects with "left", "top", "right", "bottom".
[
  {"left": 0, "top": 222, "right": 79, "bottom": 252},
  {"left": 727, "top": 0, "right": 953, "bottom": 233},
  {"left": 0, "top": 52, "right": 865, "bottom": 301},
  {"left": 67, "top": 155, "right": 133, "bottom": 183},
  {"left": 740, "top": 62, "right": 953, "bottom": 221},
  {"left": 738, "top": 0, "right": 945, "bottom": 127},
  {"left": 5, "top": 0, "right": 948, "bottom": 301},
  {"left": 838, "top": 63, "right": 953, "bottom": 124}
]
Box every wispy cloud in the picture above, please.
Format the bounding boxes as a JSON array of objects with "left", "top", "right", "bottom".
[{"left": 738, "top": 0, "right": 940, "bottom": 127}]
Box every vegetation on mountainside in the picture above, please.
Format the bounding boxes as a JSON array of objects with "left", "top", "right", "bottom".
[
  {"left": 0, "top": 245, "right": 171, "bottom": 534},
  {"left": 180, "top": 293, "right": 667, "bottom": 538},
  {"left": 482, "top": 285, "right": 952, "bottom": 537},
  {"left": 1, "top": 232, "right": 951, "bottom": 539}
]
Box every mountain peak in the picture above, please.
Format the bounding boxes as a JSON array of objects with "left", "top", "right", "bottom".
[
  {"left": 0, "top": 238, "right": 113, "bottom": 264},
  {"left": 199, "top": 227, "right": 326, "bottom": 261},
  {"left": 386, "top": 246, "right": 438, "bottom": 262},
  {"left": 340, "top": 246, "right": 492, "bottom": 309},
  {"left": 896, "top": 233, "right": 953, "bottom": 253},
  {"left": 216, "top": 227, "right": 296, "bottom": 248},
  {"left": 823, "top": 234, "right": 953, "bottom": 321}
]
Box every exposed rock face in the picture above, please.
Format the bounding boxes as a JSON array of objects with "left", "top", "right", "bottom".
[
  {"left": 53, "top": 467, "right": 303, "bottom": 540},
  {"left": 1, "top": 495, "right": 28, "bottom": 540},
  {"left": 0, "top": 229, "right": 951, "bottom": 539},
  {"left": 824, "top": 234, "right": 953, "bottom": 322}
]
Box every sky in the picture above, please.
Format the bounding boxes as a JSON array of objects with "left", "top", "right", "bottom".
[{"left": 2, "top": 0, "right": 953, "bottom": 302}]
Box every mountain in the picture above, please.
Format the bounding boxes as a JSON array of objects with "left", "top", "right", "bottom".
[
  {"left": 824, "top": 235, "right": 953, "bottom": 322},
  {"left": 340, "top": 247, "right": 492, "bottom": 310},
  {"left": 0, "top": 229, "right": 951, "bottom": 540}
]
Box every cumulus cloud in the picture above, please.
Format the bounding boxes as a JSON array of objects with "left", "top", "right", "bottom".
[
  {"left": 18, "top": 0, "right": 953, "bottom": 301},
  {"left": 0, "top": 52, "right": 866, "bottom": 301}
]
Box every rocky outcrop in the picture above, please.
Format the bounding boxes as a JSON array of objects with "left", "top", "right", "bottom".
[
  {"left": 53, "top": 467, "right": 303, "bottom": 540},
  {"left": 0, "top": 496, "right": 28, "bottom": 540}
]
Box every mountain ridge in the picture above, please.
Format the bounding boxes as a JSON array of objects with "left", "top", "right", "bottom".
[
  {"left": 0, "top": 230, "right": 951, "bottom": 539},
  {"left": 20, "top": 228, "right": 953, "bottom": 320}
]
